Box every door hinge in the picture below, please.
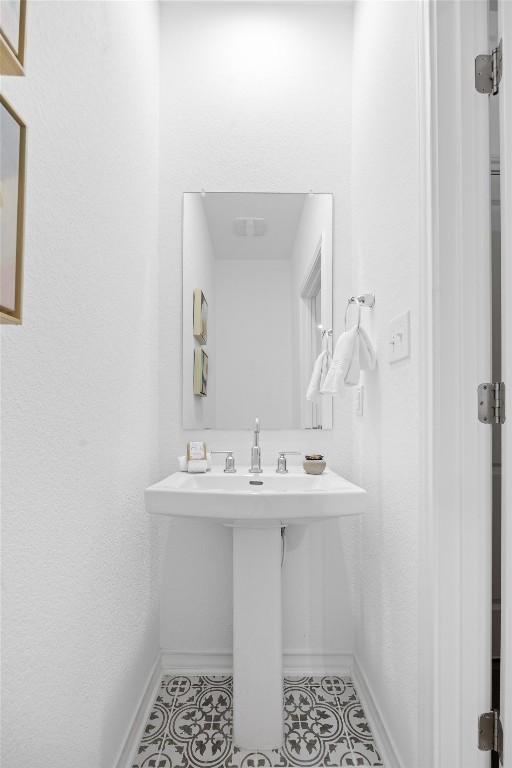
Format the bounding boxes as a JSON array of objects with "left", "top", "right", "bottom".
[
  {"left": 478, "top": 710, "right": 503, "bottom": 763},
  {"left": 478, "top": 382, "right": 506, "bottom": 424},
  {"left": 475, "top": 38, "right": 503, "bottom": 95}
]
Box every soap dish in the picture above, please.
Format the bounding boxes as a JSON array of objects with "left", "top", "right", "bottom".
[{"left": 303, "top": 454, "right": 326, "bottom": 475}]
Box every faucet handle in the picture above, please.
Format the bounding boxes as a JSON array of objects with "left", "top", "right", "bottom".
[
  {"left": 211, "top": 451, "right": 236, "bottom": 473},
  {"left": 276, "top": 451, "right": 301, "bottom": 474}
]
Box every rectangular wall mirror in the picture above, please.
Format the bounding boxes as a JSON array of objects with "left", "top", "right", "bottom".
[{"left": 182, "top": 192, "right": 333, "bottom": 430}]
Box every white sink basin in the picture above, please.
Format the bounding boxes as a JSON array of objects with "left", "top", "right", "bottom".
[
  {"left": 146, "top": 465, "right": 365, "bottom": 751},
  {"left": 145, "top": 466, "right": 365, "bottom": 526}
]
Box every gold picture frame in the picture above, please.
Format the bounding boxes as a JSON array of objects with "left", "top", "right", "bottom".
[
  {"left": 193, "top": 348, "right": 208, "bottom": 397},
  {"left": 0, "top": 0, "right": 27, "bottom": 75},
  {"left": 193, "top": 288, "right": 208, "bottom": 344},
  {"left": 0, "top": 93, "right": 26, "bottom": 324}
]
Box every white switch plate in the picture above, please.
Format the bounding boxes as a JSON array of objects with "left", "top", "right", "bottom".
[
  {"left": 355, "top": 385, "right": 364, "bottom": 416},
  {"left": 388, "top": 310, "right": 410, "bottom": 363}
]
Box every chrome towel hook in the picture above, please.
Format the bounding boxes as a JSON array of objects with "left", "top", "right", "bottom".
[{"left": 344, "top": 293, "right": 375, "bottom": 331}]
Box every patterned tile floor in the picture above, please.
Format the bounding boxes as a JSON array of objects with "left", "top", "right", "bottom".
[{"left": 132, "top": 675, "right": 384, "bottom": 768}]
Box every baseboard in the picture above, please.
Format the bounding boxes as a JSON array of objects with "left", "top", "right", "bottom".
[
  {"left": 283, "top": 650, "right": 352, "bottom": 675},
  {"left": 352, "top": 656, "right": 404, "bottom": 768},
  {"left": 114, "top": 653, "right": 162, "bottom": 768},
  {"left": 161, "top": 649, "right": 232, "bottom": 673},
  {"left": 161, "top": 649, "right": 352, "bottom": 676}
]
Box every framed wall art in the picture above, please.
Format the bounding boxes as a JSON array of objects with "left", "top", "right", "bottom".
[
  {"left": 1, "top": 93, "right": 26, "bottom": 324},
  {"left": 193, "top": 288, "right": 208, "bottom": 344},
  {"left": 193, "top": 348, "right": 208, "bottom": 397},
  {"left": 0, "top": 0, "right": 26, "bottom": 75}
]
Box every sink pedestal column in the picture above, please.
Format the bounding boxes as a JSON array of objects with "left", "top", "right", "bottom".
[{"left": 232, "top": 526, "right": 283, "bottom": 749}]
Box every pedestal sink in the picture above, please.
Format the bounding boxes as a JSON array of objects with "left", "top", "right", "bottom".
[{"left": 145, "top": 466, "right": 365, "bottom": 750}]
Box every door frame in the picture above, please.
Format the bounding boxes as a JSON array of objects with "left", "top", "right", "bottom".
[
  {"left": 299, "top": 239, "right": 322, "bottom": 430},
  {"left": 498, "top": 0, "right": 512, "bottom": 762},
  {"left": 420, "top": 2, "right": 493, "bottom": 767},
  {"left": 298, "top": 234, "right": 333, "bottom": 430}
]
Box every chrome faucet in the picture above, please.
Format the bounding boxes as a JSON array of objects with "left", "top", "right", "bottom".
[
  {"left": 276, "top": 451, "right": 300, "bottom": 474},
  {"left": 248, "top": 417, "right": 263, "bottom": 473}
]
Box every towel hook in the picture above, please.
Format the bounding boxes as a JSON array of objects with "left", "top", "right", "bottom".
[
  {"left": 318, "top": 325, "right": 333, "bottom": 339},
  {"left": 344, "top": 293, "right": 375, "bottom": 331},
  {"left": 318, "top": 326, "right": 333, "bottom": 354}
]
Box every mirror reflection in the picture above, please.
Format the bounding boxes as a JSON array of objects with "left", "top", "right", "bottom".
[{"left": 182, "top": 192, "right": 333, "bottom": 430}]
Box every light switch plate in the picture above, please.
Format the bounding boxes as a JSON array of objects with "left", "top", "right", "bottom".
[{"left": 388, "top": 310, "right": 410, "bottom": 363}]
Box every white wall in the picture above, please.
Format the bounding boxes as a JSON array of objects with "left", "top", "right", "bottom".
[
  {"left": 351, "top": 2, "right": 421, "bottom": 766},
  {"left": 1, "top": 3, "right": 161, "bottom": 766},
  {"left": 159, "top": 1, "right": 358, "bottom": 661},
  {"left": 215, "top": 258, "right": 295, "bottom": 428},
  {"left": 0, "top": 3, "right": 427, "bottom": 764},
  {"left": 182, "top": 194, "right": 216, "bottom": 429}
]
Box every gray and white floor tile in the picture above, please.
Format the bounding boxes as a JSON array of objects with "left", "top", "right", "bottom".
[{"left": 132, "top": 675, "right": 383, "bottom": 768}]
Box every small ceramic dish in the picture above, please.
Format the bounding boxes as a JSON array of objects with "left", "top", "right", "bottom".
[{"left": 303, "top": 454, "right": 326, "bottom": 475}]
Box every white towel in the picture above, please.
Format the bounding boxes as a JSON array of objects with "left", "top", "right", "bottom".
[
  {"left": 345, "top": 332, "right": 361, "bottom": 386},
  {"left": 178, "top": 455, "right": 188, "bottom": 471},
  {"left": 306, "top": 349, "right": 331, "bottom": 401},
  {"left": 358, "top": 326, "right": 376, "bottom": 371},
  {"left": 320, "top": 326, "right": 358, "bottom": 394},
  {"left": 345, "top": 326, "right": 377, "bottom": 386},
  {"left": 178, "top": 453, "right": 212, "bottom": 472},
  {"left": 321, "top": 326, "right": 376, "bottom": 393},
  {"left": 187, "top": 459, "right": 208, "bottom": 473}
]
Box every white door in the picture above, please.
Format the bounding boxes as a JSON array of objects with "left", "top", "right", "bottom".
[
  {"left": 424, "top": 3, "right": 508, "bottom": 764},
  {"left": 430, "top": 3, "right": 493, "bottom": 766}
]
